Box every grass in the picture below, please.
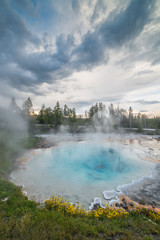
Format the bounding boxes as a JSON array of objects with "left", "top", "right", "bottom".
[
  {"left": 0, "top": 129, "right": 40, "bottom": 178},
  {"left": 0, "top": 183, "right": 160, "bottom": 240},
  {"left": 0, "top": 131, "right": 160, "bottom": 239}
]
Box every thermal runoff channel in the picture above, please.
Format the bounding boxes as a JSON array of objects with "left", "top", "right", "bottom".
[{"left": 11, "top": 141, "right": 153, "bottom": 208}]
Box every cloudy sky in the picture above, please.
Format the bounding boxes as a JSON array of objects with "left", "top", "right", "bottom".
[{"left": 0, "top": 0, "right": 160, "bottom": 114}]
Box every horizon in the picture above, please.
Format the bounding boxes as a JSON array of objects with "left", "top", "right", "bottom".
[{"left": 0, "top": 0, "right": 160, "bottom": 115}]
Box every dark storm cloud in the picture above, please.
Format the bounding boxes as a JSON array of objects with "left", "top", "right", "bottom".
[
  {"left": 117, "top": 29, "right": 160, "bottom": 70},
  {"left": 0, "top": 0, "right": 41, "bottom": 89},
  {"left": 72, "top": 33, "right": 109, "bottom": 70},
  {"left": 98, "top": 0, "right": 155, "bottom": 48},
  {"left": 0, "top": 0, "right": 157, "bottom": 93},
  {"left": 0, "top": 0, "right": 40, "bottom": 53},
  {"left": 17, "top": 34, "right": 75, "bottom": 86},
  {"left": 71, "top": 0, "right": 155, "bottom": 71},
  {"left": 55, "top": 34, "right": 75, "bottom": 64}
]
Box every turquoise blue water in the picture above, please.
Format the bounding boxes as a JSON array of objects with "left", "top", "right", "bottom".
[
  {"left": 11, "top": 141, "right": 154, "bottom": 208},
  {"left": 47, "top": 143, "right": 132, "bottom": 183}
]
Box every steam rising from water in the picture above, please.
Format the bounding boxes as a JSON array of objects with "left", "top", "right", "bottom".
[
  {"left": 11, "top": 140, "right": 154, "bottom": 208},
  {"left": 0, "top": 106, "right": 28, "bottom": 162}
]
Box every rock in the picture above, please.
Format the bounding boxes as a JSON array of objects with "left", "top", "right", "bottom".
[
  {"left": 120, "top": 202, "right": 128, "bottom": 211},
  {"left": 115, "top": 203, "right": 120, "bottom": 207},
  {"left": 139, "top": 199, "right": 146, "bottom": 205},
  {"left": 89, "top": 197, "right": 104, "bottom": 210},
  {"left": 122, "top": 198, "right": 127, "bottom": 205},
  {"left": 1, "top": 197, "right": 9, "bottom": 202},
  {"left": 129, "top": 202, "right": 134, "bottom": 207},
  {"left": 122, "top": 205, "right": 128, "bottom": 211},
  {"left": 150, "top": 203, "right": 155, "bottom": 208},
  {"left": 93, "top": 203, "right": 101, "bottom": 210}
]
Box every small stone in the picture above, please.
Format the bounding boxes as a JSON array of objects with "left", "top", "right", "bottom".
[
  {"left": 93, "top": 203, "right": 101, "bottom": 210},
  {"left": 120, "top": 202, "right": 128, "bottom": 211},
  {"left": 151, "top": 203, "right": 155, "bottom": 208},
  {"left": 122, "top": 198, "right": 127, "bottom": 205},
  {"left": 115, "top": 203, "right": 120, "bottom": 207},
  {"left": 129, "top": 202, "right": 134, "bottom": 207},
  {"left": 1, "top": 197, "right": 9, "bottom": 202},
  {"left": 123, "top": 205, "right": 128, "bottom": 211},
  {"left": 139, "top": 200, "right": 146, "bottom": 205}
]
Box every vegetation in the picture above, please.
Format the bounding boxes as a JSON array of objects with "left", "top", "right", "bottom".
[
  {"left": 0, "top": 97, "right": 160, "bottom": 239},
  {"left": 1, "top": 97, "right": 160, "bottom": 133},
  {"left": 45, "top": 195, "right": 129, "bottom": 219},
  {"left": 0, "top": 178, "right": 160, "bottom": 239},
  {"left": 35, "top": 100, "right": 160, "bottom": 132}
]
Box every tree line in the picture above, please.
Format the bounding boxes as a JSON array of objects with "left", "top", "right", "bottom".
[
  {"left": 88, "top": 103, "right": 160, "bottom": 131},
  {"left": 1, "top": 97, "right": 160, "bottom": 133}
]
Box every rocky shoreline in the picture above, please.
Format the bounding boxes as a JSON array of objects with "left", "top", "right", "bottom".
[{"left": 124, "top": 164, "right": 160, "bottom": 208}]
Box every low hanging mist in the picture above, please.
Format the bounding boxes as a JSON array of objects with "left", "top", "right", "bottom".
[{"left": 11, "top": 140, "right": 153, "bottom": 208}]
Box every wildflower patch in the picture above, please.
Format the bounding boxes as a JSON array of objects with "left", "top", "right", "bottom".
[{"left": 45, "top": 195, "right": 129, "bottom": 219}]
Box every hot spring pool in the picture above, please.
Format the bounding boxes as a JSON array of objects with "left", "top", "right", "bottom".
[{"left": 11, "top": 140, "right": 154, "bottom": 208}]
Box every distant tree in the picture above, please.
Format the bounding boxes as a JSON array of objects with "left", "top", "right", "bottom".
[
  {"left": 129, "top": 107, "right": 133, "bottom": 130},
  {"left": 22, "top": 97, "right": 34, "bottom": 117},
  {"left": 85, "top": 110, "right": 88, "bottom": 118},
  {"left": 119, "top": 108, "right": 128, "bottom": 127},
  {"left": 88, "top": 105, "right": 95, "bottom": 118},
  {"left": 63, "top": 104, "right": 69, "bottom": 117},
  {"left": 72, "top": 108, "right": 76, "bottom": 120},
  {"left": 108, "top": 104, "right": 115, "bottom": 117},
  {"left": 98, "top": 102, "right": 106, "bottom": 119},
  {"left": 137, "top": 112, "right": 143, "bottom": 132},
  {"left": 156, "top": 117, "right": 160, "bottom": 129},
  {"left": 88, "top": 103, "right": 99, "bottom": 119},
  {"left": 44, "top": 107, "right": 53, "bottom": 124},
  {"left": 95, "top": 103, "right": 98, "bottom": 115},
  {"left": 37, "top": 104, "right": 45, "bottom": 124},
  {"left": 141, "top": 114, "right": 147, "bottom": 129},
  {"left": 22, "top": 97, "right": 35, "bottom": 132},
  {"left": 54, "top": 101, "right": 63, "bottom": 127},
  {"left": 67, "top": 107, "right": 77, "bottom": 132},
  {"left": 9, "top": 96, "right": 20, "bottom": 113}
]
